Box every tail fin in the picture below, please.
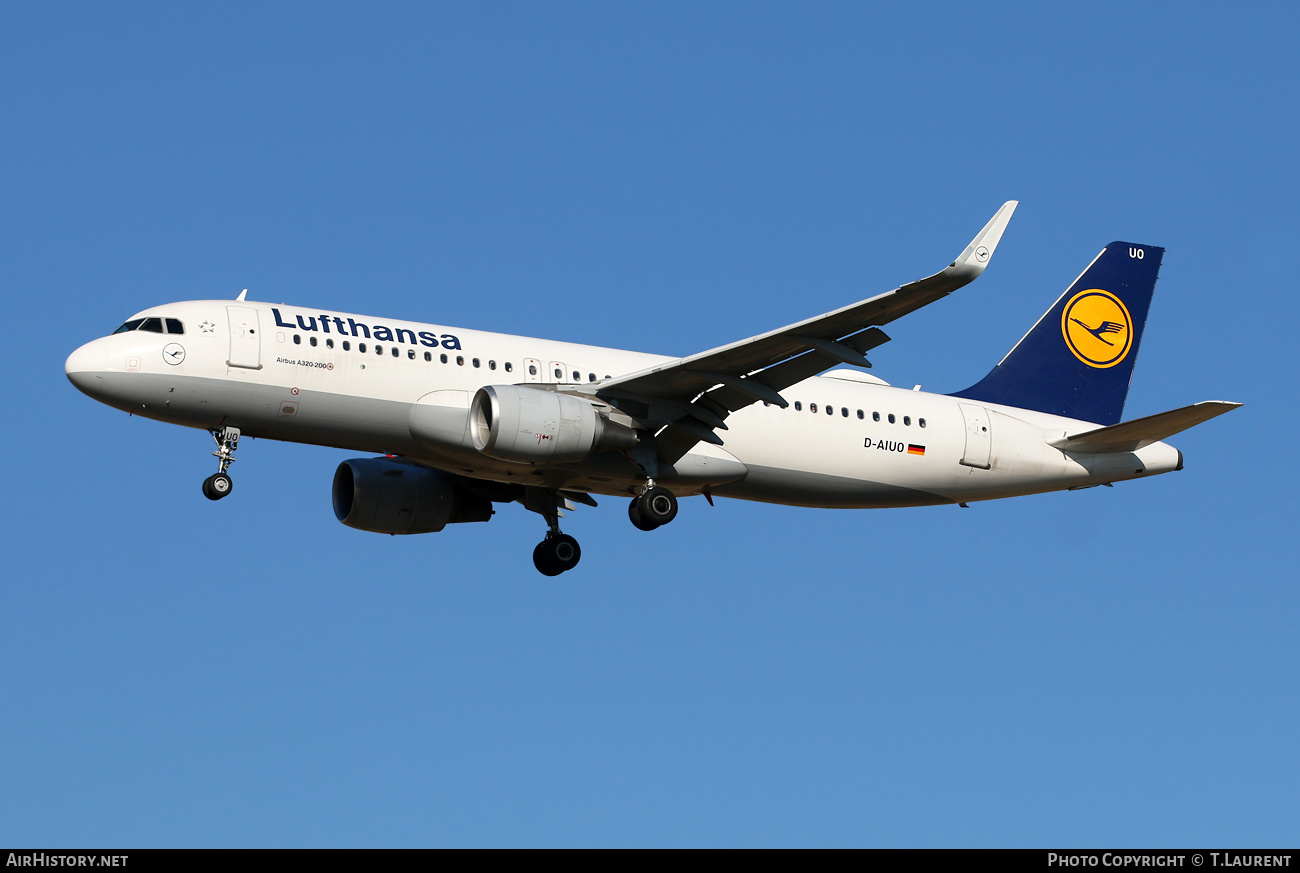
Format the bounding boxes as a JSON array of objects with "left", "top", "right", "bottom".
[{"left": 950, "top": 241, "right": 1164, "bottom": 425}]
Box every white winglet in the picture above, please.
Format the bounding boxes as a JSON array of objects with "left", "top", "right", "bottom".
[
  {"left": 949, "top": 200, "right": 1018, "bottom": 281},
  {"left": 236, "top": 289, "right": 248, "bottom": 301}
]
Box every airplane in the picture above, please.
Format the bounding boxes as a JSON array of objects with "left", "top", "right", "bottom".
[{"left": 65, "top": 201, "right": 1240, "bottom": 575}]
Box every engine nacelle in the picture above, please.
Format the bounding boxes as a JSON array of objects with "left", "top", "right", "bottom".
[
  {"left": 470, "top": 385, "right": 638, "bottom": 463},
  {"left": 332, "top": 458, "right": 493, "bottom": 535}
]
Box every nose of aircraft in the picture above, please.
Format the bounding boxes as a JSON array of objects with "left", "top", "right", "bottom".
[{"left": 65, "top": 341, "right": 105, "bottom": 397}]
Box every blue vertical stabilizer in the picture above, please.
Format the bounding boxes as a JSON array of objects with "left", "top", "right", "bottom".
[{"left": 950, "top": 241, "right": 1163, "bottom": 425}]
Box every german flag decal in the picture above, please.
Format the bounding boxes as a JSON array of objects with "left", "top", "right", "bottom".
[{"left": 908, "top": 444, "right": 926, "bottom": 456}]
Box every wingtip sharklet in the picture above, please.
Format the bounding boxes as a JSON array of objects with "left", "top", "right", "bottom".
[{"left": 950, "top": 200, "right": 1018, "bottom": 279}]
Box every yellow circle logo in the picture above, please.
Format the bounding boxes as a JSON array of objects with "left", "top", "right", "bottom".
[{"left": 1061, "top": 289, "right": 1133, "bottom": 368}]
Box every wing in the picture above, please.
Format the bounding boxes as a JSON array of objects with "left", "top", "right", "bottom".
[{"left": 593, "top": 201, "right": 1019, "bottom": 462}]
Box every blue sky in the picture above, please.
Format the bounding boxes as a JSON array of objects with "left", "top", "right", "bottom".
[{"left": 2, "top": 2, "right": 1296, "bottom": 847}]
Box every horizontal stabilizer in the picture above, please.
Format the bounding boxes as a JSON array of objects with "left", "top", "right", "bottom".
[{"left": 1049, "top": 401, "right": 1242, "bottom": 454}]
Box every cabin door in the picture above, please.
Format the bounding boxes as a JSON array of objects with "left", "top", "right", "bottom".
[
  {"left": 958, "top": 403, "right": 992, "bottom": 469},
  {"left": 226, "top": 306, "right": 262, "bottom": 370}
]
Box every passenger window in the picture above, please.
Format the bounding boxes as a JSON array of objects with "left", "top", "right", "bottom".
[
  {"left": 326, "top": 338, "right": 334, "bottom": 349},
  {"left": 589, "top": 373, "right": 596, "bottom": 382},
  {"left": 904, "top": 416, "right": 911, "bottom": 426},
  {"left": 553, "top": 368, "right": 562, "bottom": 379},
  {"left": 489, "top": 360, "right": 496, "bottom": 370},
  {"left": 826, "top": 406, "right": 833, "bottom": 416},
  {"left": 505, "top": 362, "right": 513, "bottom": 373},
  {"left": 873, "top": 412, "right": 880, "bottom": 422},
  {"left": 343, "top": 340, "right": 350, "bottom": 351},
  {"left": 810, "top": 403, "right": 818, "bottom": 413},
  {"left": 424, "top": 351, "right": 432, "bottom": 362},
  {"left": 572, "top": 371, "right": 580, "bottom": 382},
  {"left": 841, "top": 407, "right": 848, "bottom": 417},
  {"left": 359, "top": 343, "right": 367, "bottom": 353},
  {"left": 888, "top": 414, "right": 895, "bottom": 424},
  {"left": 112, "top": 319, "right": 145, "bottom": 334},
  {"left": 140, "top": 317, "right": 164, "bottom": 333},
  {"left": 375, "top": 345, "right": 383, "bottom": 355},
  {"left": 165, "top": 318, "right": 184, "bottom": 334},
  {"left": 405, "top": 348, "right": 413, "bottom": 359},
  {"left": 309, "top": 336, "right": 318, "bottom": 347},
  {"left": 293, "top": 335, "right": 301, "bottom": 345},
  {"left": 919, "top": 418, "right": 927, "bottom": 428},
  {"left": 473, "top": 358, "right": 481, "bottom": 368},
  {"left": 857, "top": 410, "right": 864, "bottom": 420},
  {"left": 794, "top": 401, "right": 803, "bottom": 411},
  {"left": 529, "top": 364, "right": 537, "bottom": 376},
  {"left": 457, "top": 356, "right": 464, "bottom": 366},
  {"left": 440, "top": 354, "right": 448, "bottom": 363}
]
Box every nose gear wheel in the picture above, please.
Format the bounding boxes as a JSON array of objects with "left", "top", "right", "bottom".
[
  {"left": 202, "top": 472, "right": 233, "bottom": 501},
  {"left": 202, "top": 427, "right": 241, "bottom": 501}
]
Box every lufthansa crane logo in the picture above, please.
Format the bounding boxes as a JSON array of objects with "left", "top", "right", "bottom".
[{"left": 1061, "top": 289, "right": 1133, "bottom": 369}]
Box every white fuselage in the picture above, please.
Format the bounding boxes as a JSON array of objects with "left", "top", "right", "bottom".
[{"left": 65, "top": 299, "right": 1183, "bottom": 508}]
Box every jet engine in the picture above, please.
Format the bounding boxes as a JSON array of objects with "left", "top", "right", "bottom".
[
  {"left": 470, "top": 385, "right": 638, "bottom": 463},
  {"left": 332, "top": 457, "right": 493, "bottom": 535}
]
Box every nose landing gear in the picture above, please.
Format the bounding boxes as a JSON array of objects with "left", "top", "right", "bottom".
[
  {"left": 202, "top": 426, "right": 240, "bottom": 501},
  {"left": 202, "top": 472, "right": 233, "bottom": 500}
]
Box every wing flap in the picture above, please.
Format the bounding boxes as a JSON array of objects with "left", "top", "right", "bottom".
[{"left": 1049, "top": 401, "right": 1242, "bottom": 454}]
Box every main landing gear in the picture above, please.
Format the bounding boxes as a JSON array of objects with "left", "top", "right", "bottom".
[
  {"left": 627, "top": 482, "right": 678, "bottom": 532},
  {"left": 534, "top": 534, "right": 581, "bottom": 577},
  {"left": 526, "top": 487, "right": 582, "bottom": 576},
  {"left": 202, "top": 426, "right": 240, "bottom": 501}
]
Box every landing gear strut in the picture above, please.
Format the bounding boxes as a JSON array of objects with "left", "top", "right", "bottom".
[
  {"left": 628, "top": 481, "right": 678, "bottom": 531},
  {"left": 525, "top": 486, "right": 582, "bottom": 576},
  {"left": 202, "top": 426, "right": 240, "bottom": 501}
]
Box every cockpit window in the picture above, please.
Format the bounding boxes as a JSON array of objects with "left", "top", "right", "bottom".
[{"left": 112, "top": 316, "right": 185, "bottom": 336}]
